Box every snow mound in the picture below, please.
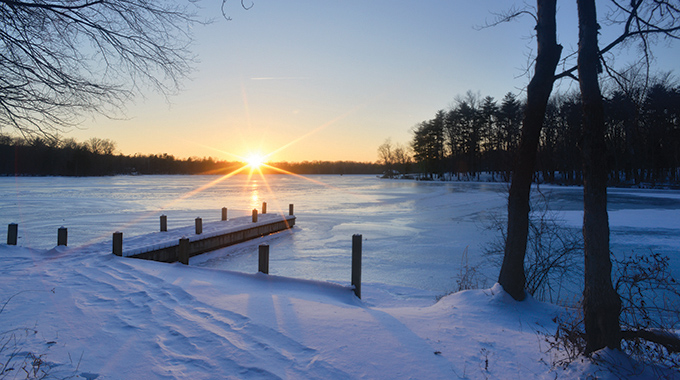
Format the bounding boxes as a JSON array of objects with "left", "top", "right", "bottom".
[{"left": 0, "top": 245, "right": 621, "bottom": 379}]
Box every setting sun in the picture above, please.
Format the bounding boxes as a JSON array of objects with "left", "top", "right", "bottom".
[{"left": 245, "top": 153, "right": 266, "bottom": 169}]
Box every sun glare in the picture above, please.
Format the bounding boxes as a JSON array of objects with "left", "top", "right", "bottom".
[{"left": 245, "top": 153, "right": 265, "bottom": 169}]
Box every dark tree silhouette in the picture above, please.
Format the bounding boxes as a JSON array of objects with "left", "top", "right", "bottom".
[
  {"left": 498, "top": 0, "right": 562, "bottom": 301},
  {"left": 572, "top": 0, "right": 680, "bottom": 354},
  {"left": 576, "top": 0, "right": 622, "bottom": 353},
  {"left": 409, "top": 80, "right": 679, "bottom": 188},
  {"left": 0, "top": 0, "right": 203, "bottom": 137},
  {"left": 411, "top": 112, "right": 445, "bottom": 178},
  {"left": 497, "top": 92, "right": 523, "bottom": 180},
  {"left": 496, "top": 0, "right": 680, "bottom": 310},
  {"left": 377, "top": 139, "right": 395, "bottom": 176}
]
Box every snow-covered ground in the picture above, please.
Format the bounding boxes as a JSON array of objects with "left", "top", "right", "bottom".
[
  {"left": 1, "top": 175, "right": 679, "bottom": 379},
  {"left": 0, "top": 243, "right": 620, "bottom": 379}
]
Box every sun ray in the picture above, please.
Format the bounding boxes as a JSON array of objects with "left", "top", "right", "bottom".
[
  {"left": 257, "top": 162, "right": 375, "bottom": 201},
  {"left": 266, "top": 106, "right": 364, "bottom": 158},
  {"left": 77, "top": 162, "right": 254, "bottom": 248},
  {"left": 105, "top": 93, "right": 384, "bottom": 240},
  {"left": 81, "top": 95, "right": 378, "bottom": 248}
]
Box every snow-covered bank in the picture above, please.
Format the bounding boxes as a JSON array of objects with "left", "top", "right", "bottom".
[
  {"left": 0, "top": 243, "right": 573, "bottom": 379},
  {"left": 3, "top": 243, "right": 674, "bottom": 379}
]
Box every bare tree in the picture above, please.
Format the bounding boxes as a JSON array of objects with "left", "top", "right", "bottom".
[
  {"left": 0, "top": 0, "right": 205, "bottom": 137},
  {"left": 576, "top": 0, "right": 622, "bottom": 353},
  {"left": 61, "top": 137, "right": 81, "bottom": 150},
  {"left": 557, "top": 1, "right": 680, "bottom": 83},
  {"left": 503, "top": 0, "right": 680, "bottom": 354},
  {"left": 377, "top": 138, "right": 395, "bottom": 176},
  {"left": 392, "top": 143, "right": 412, "bottom": 175},
  {"left": 497, "top": 0, "right": 679, "bottom": 307},
  {"left": 572, "top": 0, "right": 680, "bottom": 354},
  {"left": 498, "top": 0, "right": 562, "bottom": 301},
  {"left": 86, "top": 137, "right": 116, "bottom": 155}
]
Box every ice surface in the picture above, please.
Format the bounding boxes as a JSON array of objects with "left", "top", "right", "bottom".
[{"left": 2, "top": 175, "right": 679, "bottom": 297}]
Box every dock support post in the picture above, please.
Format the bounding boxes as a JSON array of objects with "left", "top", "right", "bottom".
[
  {"left": 289, "top": 204, "right": 294, "bottom": 216},
  {"left": 113, "top": 232, "right": 123, "bottom": 256},
  {"left": 221, "top": 207, "right": 228, "bottom": 221},
  {"left": 7, "top": 223, "right": 17, "bottom": 245},
  {"left": 258, "top": 244, "right": 269, "bottom": 274},
  {"left": 262, "top": 202, "right": 267, "bottom": 214},
  {"left": 57, "top": 227, "right": 68, "bottom": 246},
  {"left": 352, "top": 234, "right": 362, "bottom": 299},
  {"left": 195, "top": 217, "right": 202, "bottom": 234},
  {"left": 160, "top": 215, "right": 167, "bottom": 232},
  {"left": 252, "top": 209, "right": 258, "bottom": 223},
  {"left": 178, "top": 237, "right": 190, "bottom": 265}
]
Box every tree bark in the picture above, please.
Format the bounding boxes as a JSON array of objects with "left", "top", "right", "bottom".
[
  {"left": 498, "top": 0, "right": 562, "bottom": 301},
  {"left": 576, "top": 0, "right": 622, "bottom": 354}
]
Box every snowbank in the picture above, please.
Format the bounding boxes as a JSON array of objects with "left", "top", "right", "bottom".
[{"left": 0, "top": 243, "right": 575, "bottom": 379}]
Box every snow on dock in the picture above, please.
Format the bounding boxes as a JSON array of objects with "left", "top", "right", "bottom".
[{"left": 116, "top": 213, "right": 296, "bottom": 263}]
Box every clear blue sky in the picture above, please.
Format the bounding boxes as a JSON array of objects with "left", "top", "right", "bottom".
[{"left": 74, "top": 1, "right": 678, "bottom": 162}]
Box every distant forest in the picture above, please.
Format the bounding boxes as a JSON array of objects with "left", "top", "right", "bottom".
[
  {"left": 400, "top": 77, "right": 680, "bottom": 186},
  {"left": 0, "top": 135, "right": 381, "bottom": 176}
]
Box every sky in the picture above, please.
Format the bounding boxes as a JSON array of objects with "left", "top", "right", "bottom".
[{"left": 64, "top": 0, "right": 678, "bottom": 163}]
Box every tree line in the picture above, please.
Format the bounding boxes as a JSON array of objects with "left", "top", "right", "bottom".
[
  {"left": 262, "top": 161, "right": 381, "bottom": 175},
  {"left": 0, "top": 135, "right": 380, "bottom": 176},
  {"left": 408, "top": 76, "right": 680, "bottom": 186}
]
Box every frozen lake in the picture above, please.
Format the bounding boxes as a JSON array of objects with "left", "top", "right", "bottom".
[{"left": 2, "top": 174, "right": 679, "bottom": 299}]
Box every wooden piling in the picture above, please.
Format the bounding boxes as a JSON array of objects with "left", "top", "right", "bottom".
[
  {"left": 351, "top": 234, "right": 362, "bottom": 299},
  {"left": 113, "top": 232, "right": 123, "bottom": 256},
  {"left": 178, "top": 237, "right": 190, "bottom": 265},
  {"left": 57, "top": 227, "right": 68, "bottom": 246},
  {"left": 252, "top": 209, "right": 258, "bottom": 223},
  {"left": 7, "top": 223, "right": 17, "bottom": 245},
  {"left": 160, "top": 215, "right": 167, "bottom": 232},
  {"left": 195, "top": 217, "right": 202, "bottom": 235},
  {"left": 289, "top": 204, "right": 294, "bottom": 216},
  {"left": 258, "top": 244, "right": 270, "bottom": 274},
  {"left": 221, "top": 207, "right": 228, "bottom": 221},
  {"left": 262, "top": 202, "right": 267, "bottom": 214}
]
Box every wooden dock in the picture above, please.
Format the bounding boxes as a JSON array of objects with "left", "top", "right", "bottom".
[{"left": 116, "top": 213, "right": 295, "bottom": 263}]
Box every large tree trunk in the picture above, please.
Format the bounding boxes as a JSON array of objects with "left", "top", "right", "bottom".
[
  {"left": 576, "top": 0, "right": 622, "bottom": 354},
  {"left": 498, "top": 0, "right": 562, "bottom": 301}
]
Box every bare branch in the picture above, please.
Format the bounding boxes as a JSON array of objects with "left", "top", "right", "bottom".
[
  {"left": 555, "top": 0, "right": 680, "bottom": 82},
  {"left": 0, "top": 0, "right": 104, "bottom": 11},
  {"left": 0, "top": 0, "right": 203, "bottom": 136},
  {"left": 622, "top": 329, "right": 680, "bottom": 353},
  {"left": 475, "top": 5, "right": 537, "bottom": 30},
  {"left": 221, "top": 0, "right": 253, "bottom": 20}
]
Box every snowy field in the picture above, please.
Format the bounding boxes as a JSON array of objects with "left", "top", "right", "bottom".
[{"left": 1, "top": 175, "right": 679, "bottom": 379}]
